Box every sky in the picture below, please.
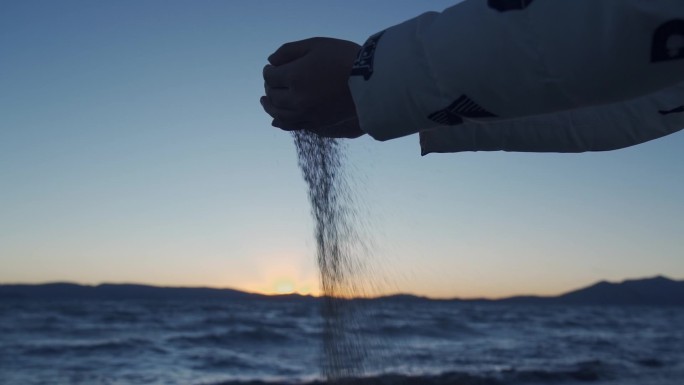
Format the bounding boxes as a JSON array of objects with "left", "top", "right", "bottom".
[{"left": 1, "top": 0, "right": 683, "bottom": 299}]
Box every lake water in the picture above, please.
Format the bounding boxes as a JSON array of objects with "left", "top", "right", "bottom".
[{"left": 1, "top": 299, "right": 682, "bottom": 384}]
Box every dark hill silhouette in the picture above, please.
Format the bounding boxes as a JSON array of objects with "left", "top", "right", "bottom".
[
  {"left": 0, "top": 282, "right": 263, "bottom": 301},
  {"left": 0, "top": 276, "right": 682, "bottom": 305},
  {"left": 497, "top": 276, "right": 684, "bottom": 306},
  {"left": 555, "top": 275, "right": 684, "bottom": 305}
]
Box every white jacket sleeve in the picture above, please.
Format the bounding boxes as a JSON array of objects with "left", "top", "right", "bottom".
[{"left": 348, "top": 0, "right": 684, "bottom": 153}]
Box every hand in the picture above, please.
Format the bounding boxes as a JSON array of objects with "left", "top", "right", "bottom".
[{"left": 260, "top": 37, "right": 364, "bottom": 138}]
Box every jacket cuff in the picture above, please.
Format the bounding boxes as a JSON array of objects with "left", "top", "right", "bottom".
[{"left": 348, "top": 12, "right": 445, "bottom": 141}]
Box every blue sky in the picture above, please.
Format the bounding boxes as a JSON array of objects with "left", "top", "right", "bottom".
[{"left": 1, "top": 0, "right": 683, "bottom": 298}]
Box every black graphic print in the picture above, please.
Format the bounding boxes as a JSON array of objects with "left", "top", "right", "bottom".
[
  {"left": 652, "top": 19, "right": 684, "bottom": 63},
  {"left": 350, "top": 31, "right": 385, "bottom": 81},
  {"left": 428, "top": 95, "right": 497, "bottom": 125},
  {"left": 659, "top": 105, "right": 684, "bottom": 115},
  {"left": 488, "top": 0, "right": 536, "bottom": 12}
]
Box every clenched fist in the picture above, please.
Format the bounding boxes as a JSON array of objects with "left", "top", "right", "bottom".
[{"left": 260, "top": 37, "right": 364, "bottom": 138}]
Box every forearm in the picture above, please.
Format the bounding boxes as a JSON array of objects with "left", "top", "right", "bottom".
[
  {"left": 349, "top": 0, "right": 684, "bottom": 142},
  {"left": 420, "top": 82, "right": 684, "bottom": 154}
]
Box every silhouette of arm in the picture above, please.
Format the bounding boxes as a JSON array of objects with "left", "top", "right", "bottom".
[{"left": 348, "top": 0, "right": 684, "bottom": 152}]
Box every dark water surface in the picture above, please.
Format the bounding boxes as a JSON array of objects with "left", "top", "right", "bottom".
[{"left": 1, "top": 299, "right": 682, "bottom": 385}]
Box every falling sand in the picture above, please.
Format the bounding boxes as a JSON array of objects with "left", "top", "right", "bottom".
[{"left": 292, "top": 131, "right": 371, "bottom": 382}]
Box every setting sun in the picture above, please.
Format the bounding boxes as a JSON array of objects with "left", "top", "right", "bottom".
[
  {"left": 268, "top": 277, "right": 316, "bottom": 296},
  {"left": 238, "top": 271, "right": 319, "bottom": 296},
  {"left": 274, "top": 279, "right": 295, "bottom": 294}
]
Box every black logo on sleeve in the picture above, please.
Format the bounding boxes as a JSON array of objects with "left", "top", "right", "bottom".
[
  {"left": 659, "top": 105, "right": 684, "bottom": 115},
  {"left": 428, "top": 95, "right": 497, "bottom": 125},
  {"left": 652, "top": 19, "right": 684, "bottom": 62},
  {"left": 488, "top": 0, "right": 535, "bottom": 12},
  {"left": 350, "top": 31, "right": 384, "bottom": 81}
]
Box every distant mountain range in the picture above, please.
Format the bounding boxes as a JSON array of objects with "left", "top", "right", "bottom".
[
  {"left": 0, "top": 276, "right": 682, "bottom": 305},
  {"left": 488, "top": 275, "right": 684, "bottom": 306}
]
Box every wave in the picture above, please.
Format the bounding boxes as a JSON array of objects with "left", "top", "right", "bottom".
[
  {"left": 168, "top": 327, "right": 292, "bottom": 347},
  {"left": 200, "top": 364, "right": 611, "bottom": 385},
  {"left": 198, "top": 316, "right": 304, "bottom": 331},
  {"left": 97, "top": 310, "right": 143, "bottom": 323},
  {"left": 189, "top": 353, "right": 256, "bottom": 371},
  {"left": 22, "top": 338, "right": 163, "bottom": 356},
  {"left": 505, "top": 360, "right": 609, "bottom": 383},
  {"left": 635, "top": 358, "right": 665, "bottom": 368},
  {"left": 367, "top": 320, "right": 478, "bottom": 339},
  {"left": 200, "top": 372, "right": 501, "bottom": 385}
]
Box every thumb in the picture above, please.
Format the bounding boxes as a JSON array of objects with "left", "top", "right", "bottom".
[{"left": 268, "top": 39, "right": 313, "bottom": 66}]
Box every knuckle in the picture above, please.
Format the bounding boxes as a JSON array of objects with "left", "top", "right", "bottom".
[
  {"left": 263, "top": 65, "right": 275, "bottom": 82},
  {"left": 279, "top": 41, "right": 296, "bottom": 51}
]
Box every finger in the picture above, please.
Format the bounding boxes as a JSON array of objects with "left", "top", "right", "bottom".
[
  {"left": 265, "top": 86, "right": 299, "bottom": 110},
  {"left": 271, "top": 119, "right": 297, "bottom": 131},
  {"left": 275, "top": 119, "right": 316, "bottom": 132},
  {"left": 263, "top": 64, "right": 290, "bottom": 88},
  {"left": 260, "top": 96, "right": 304, "bottom": 122},
  {"left": 268, "top": 39, "right": 313, "bottom": 66},
  {"left": 264, "top": 80, "right": 279, "bottom": 96},
  {"left": 313, "top": 119, "right": 364, "bottom": 139}
]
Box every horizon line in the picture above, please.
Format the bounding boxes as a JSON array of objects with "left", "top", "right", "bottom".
[{"left": 0, "top": 274, "right": 678, "bottom": 301}]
